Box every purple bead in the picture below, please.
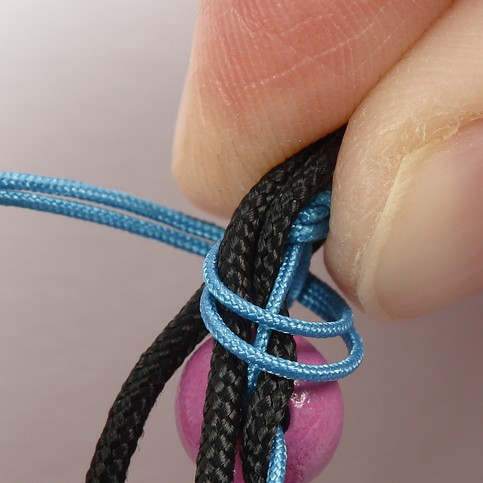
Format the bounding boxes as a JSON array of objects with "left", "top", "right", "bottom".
[{"left": 175, "top": 336, "right": 343, "bottom": 482}]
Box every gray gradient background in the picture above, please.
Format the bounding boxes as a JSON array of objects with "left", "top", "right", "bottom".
[{"left": 1, "top": 2, "right": 482, "bottom": 482}]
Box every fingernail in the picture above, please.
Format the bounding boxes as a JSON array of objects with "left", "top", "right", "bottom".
[{"left": 358, "top": 120, "right": 483, "bottom": 319}]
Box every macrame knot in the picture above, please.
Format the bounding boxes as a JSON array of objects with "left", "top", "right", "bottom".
[
  {"left": 200, "top": 189, "right": 364, "bottom": 481},
  {"left": 201, "top": 189, "right": 363, "bottom": 383}
]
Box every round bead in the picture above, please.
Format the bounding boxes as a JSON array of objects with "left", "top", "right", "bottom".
[{"left": 175, "top": 336, "right": 343, "bottom": 483}]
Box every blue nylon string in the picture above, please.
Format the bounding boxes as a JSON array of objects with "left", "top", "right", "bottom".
[
  {"left": 0, "top": 172, "right": 364, "bottom": 483},
  {"left": 201, "top": 191, "right": 364, "bottom": 480},
  {"left": 266, "top": 427, "right": 287, "bottom": 483},
  {"left": 246, "top": 243, "right": 305, "bottom": 397},
  {"left": 0, "top": 173, "right": 223, "bottom": 256}
]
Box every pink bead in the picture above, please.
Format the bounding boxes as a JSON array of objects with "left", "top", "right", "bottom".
[{"left": 175, "top": 336, "right": 343, "bottom": 482}]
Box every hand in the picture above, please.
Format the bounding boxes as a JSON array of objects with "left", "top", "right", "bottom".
[{"left": 172, "top": 0, "right": 483, "bottom": 320}]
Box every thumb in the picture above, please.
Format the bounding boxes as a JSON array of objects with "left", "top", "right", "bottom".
[
  {"left": 325, "top": 0, "right": 483, "bottom": 319},
  {"left": 172, "top": 0, "right": 451, "bottom": 216}
]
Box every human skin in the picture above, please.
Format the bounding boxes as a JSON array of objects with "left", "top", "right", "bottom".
[{"left": 172, "top": 0, "right": 483, "bottom": 320}]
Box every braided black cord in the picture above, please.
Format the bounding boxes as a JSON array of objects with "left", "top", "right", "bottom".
[
  {"left": 241, "top": 325, "right": 294, "bottom": 483},
  {"left": 86, "top": 288, "right": 207, "bottom": 482},
  {"left": 195, "top": 143, "right": 309, "bottom": 482},
  {"left": 85, "top": 127, "right": 345, "bottom": 483},
  {"left": 86, "top": 144, "right": 305, "bottom": 482},
  {"left": 196, "top": 127, "right": 346, "bottom": 483},
  {"left": 86, "top": 145, "right": 304, "bottom": 482},
  {"left": 241, "top": 128, "right": 345, "bottom": 482}
]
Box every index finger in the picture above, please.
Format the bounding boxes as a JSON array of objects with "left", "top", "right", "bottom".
[{"left": 172, "top": 0, "right": 452, "bottom": 216}]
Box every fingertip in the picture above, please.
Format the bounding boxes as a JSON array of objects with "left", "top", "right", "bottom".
[
  {"left": 326, "top": 0, "right": 483, "bottom": 320},
  {"left": 358, "top": 120, "right": 483, "bottom": 319},
  {"left": 172, "top": 0, "right": 452, "bottom": 217}
]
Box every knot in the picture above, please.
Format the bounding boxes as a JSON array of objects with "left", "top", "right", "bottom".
[
  {"left": 200, "top": 191, "right": 364, "bottom": 383},
  {"left": 199, "top": 189, "right": 364, "bottom": 482}
]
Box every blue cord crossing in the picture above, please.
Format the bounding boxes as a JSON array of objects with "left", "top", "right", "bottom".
[
  {"left": 0, "top": 172, "right": 364, "bottom": 482},
  {"left": 201, "top": 192, "right": 364, "bottom": 479}
]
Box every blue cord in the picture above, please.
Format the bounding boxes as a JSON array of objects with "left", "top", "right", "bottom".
[
  {"left": 201, "top": 192, "right": 363, "bottom": 480},
  {"left": 246, "top": 243, "right": 306, "bottom": 397},
  {"left": 266, "top": 427, "right": 287, "bottom": 483},
  {"left": 0, "top": 173, "right": 223, "bottom": 256},
  {"left": 0, "top": 172, "right": 364, "bottom": 483}
]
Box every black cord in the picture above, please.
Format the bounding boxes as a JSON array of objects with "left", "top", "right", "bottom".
[
  {"left": 197, "top": 127, "right": 345, "bottom": 483},
  {"left": 86, "top": 288, "right": 207, "bottom": 482},
  {"left": 85, "top": 126, "right": 346, "bottom": 482}
]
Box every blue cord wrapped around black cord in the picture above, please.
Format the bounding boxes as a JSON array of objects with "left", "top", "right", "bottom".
[{"left": 0, "top": 126, "right": 363, "bottom": 483}]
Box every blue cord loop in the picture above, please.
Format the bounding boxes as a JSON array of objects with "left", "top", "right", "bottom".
[
  {"left": 201, "top": 192, "right": 364, "bottom": 382},
  {"left": 0, "top": 172, "right": 364, "bottom": 483},
  {"left": 201, "top": 191, "right": 364, "bottom": 481}
]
